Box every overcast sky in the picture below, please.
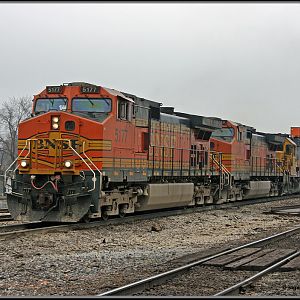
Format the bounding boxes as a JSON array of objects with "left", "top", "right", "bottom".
[{"left": 0, "top": 2, "right": 299, "bottom": 134}]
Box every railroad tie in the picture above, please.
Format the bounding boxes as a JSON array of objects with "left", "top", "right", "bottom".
[
  {"left": 203, "top": 247, "right": 261, "bottom": 267},
  {"left": 228, "top": 248, "right": 296, "bottom": 271}
]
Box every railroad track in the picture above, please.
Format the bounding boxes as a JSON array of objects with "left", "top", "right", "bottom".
[
  {"left": 97, "top": 225, "right": 300, "bottom": 296},
  {"left": 0, "top": 194, "right": 299, "bottom": 240}
]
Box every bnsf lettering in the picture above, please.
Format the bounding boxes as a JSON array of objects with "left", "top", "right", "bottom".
[{"left": 37, "top": 139, "right": 79, "bottom": 150}]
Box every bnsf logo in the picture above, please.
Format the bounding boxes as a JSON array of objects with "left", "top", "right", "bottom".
[{"left": 37, "top": 139, "right": 79, "bottom": 151}]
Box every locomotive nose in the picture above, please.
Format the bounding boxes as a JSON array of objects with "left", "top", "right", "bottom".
[{"left": 17, "top": 111, "right": 103, "bottom": 175}]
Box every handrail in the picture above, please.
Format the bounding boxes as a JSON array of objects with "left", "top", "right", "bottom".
[
  {"left": 62, "top": 139, "right": 97, "bottom": 193},
  {"left": 211, "top": 153, "right": 232, "bottom": 187},
  {"left": 4, "top": 140, "right": 29, "bottom": 193},
  {"left": 82, "top": 141, "right": 102, "bottom": 192},
  {"left": 13, "top": 139, "right": 36, "bottom": 172}
]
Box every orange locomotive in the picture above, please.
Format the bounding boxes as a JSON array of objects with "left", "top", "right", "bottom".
[
  {"left": 211, "top": 121, "right": 300, "bottom": 202},
  {"left": 5, "top": 82, "right": 300, "bottom": 222}
]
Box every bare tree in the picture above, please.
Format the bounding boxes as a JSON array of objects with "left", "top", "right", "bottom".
[{"left": 0, "top": 96, "right": 32, "bottom": 171}]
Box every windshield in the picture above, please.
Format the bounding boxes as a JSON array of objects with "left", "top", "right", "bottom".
[
  {"left": 35, "top": 98, "right": 67, "bottom": 113},
  {"left": 72, "top": 98, "right": 112, "bottom": 113},
  {"left": 211, "top": 128, "right": 234, "bottom": 141}
]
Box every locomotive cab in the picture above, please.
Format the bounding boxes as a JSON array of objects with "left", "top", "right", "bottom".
[{"left": 210, "top": 120, "right": 251, "bottom": 180}]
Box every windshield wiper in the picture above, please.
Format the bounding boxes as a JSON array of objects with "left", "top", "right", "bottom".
[{"left": 88, "top": 99, "right": 94, "bottom": 106}]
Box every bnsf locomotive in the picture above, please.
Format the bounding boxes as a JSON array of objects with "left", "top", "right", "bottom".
[{"left": 5, "top": 82, "right": 300, "bottom": 222}]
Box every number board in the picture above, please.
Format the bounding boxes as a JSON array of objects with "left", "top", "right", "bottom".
[
  {"left": 46, "top": 86, "right": 63, "bottom": 94},
  {"left": 81, "top": 86, "right": 100, "bottom": 94}
]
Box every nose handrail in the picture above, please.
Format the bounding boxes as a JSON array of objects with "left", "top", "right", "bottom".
[
  {"left": 59, "top": 139, "right": 97, "bottom": 192},
  {"left": 82, "top": 141, "right": 102, "bottom": 192},
  {"left": 4, "top": 139, "right": 30, "bottom": 193}
]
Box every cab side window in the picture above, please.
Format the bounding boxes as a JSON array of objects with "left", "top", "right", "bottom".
[
  {"left": 237, "top": 130, "right": 243, "bottom": 141},
  {"left": 286, "top": 144, "right": 293, "bottom": 155},
  {"left": 118, "top": 99, "right": 132, "bottom": 121}
]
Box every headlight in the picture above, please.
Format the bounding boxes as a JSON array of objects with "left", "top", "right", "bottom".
[
  {"left": 64, "top": 160, "right": 72, "bottom": 168},
  {"left": 52, "top": 116, "right": 59, "bottom": 130},
  {"left": 20, "top": 160, "right": 28, "bottom": 167}
]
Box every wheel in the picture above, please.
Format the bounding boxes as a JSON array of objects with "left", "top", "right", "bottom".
[
  {"left": 119, "top": 209, "right": 126, "bottom": 218},
  {"left": 101, "top": 210, "right": 109, "bottom": 221},
  {"left": 80, "top": 214, "right": 90, "bottom": 223},
  {"left": 119, "top": 204, "right": 128, "bottom": 218}
]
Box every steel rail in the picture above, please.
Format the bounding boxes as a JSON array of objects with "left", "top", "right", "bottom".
[
  {"left": 96, "top": 225, "right": 300, "bottom": 296},
  {"left": 0, "top": 194, "right": 299, "bottom": 239},
  {"left": 270, "top": 204, "right": 300, "bottom": 211},
  {"left": 0, "top": 223, "right": 33, "bottom": 233},
  {"left": 0, "top": 214, "right": 13, "bottom": 222},
  {"left": 214, "top": 251, "right": 300, "bottom": 296},
  {"left": 0, "top": 222, "right": 72, "bottom": 239}
]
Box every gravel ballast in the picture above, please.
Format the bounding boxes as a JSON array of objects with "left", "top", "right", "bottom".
[{"left": 0, "top": 197, "right": 299, "bottom": 296}]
